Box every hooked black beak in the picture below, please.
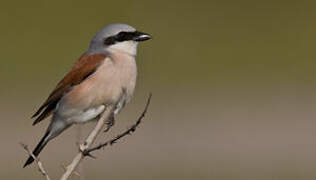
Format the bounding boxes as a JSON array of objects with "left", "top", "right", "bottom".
[{"left": 134, "top": 31, "right": 152, "bottom": 42}]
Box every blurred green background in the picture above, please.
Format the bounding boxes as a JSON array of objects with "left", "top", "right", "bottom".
[{"left": 1, "top": 0, "right": 316, "bottom": 179}]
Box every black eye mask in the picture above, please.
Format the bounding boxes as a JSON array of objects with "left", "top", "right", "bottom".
[{"left": 104, "top": 31, "right": 143, "bottom": 45}]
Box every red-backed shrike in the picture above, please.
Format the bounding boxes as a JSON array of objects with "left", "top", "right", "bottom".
[{"left": 24, "top": 24, "right": 151, "bottom": 167}]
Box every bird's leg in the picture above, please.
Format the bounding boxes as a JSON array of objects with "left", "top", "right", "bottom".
[{"left": 104, "top": 112, "right": 115, "bottom": 132}]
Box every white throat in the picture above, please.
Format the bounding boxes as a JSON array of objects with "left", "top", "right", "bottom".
[{"left": 106, "top": 41, "right": 138, "bottom": 56}]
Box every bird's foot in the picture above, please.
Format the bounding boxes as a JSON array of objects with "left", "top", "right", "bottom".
[{"left": 104, "top": 113, "right": 115, "bottom": 132}]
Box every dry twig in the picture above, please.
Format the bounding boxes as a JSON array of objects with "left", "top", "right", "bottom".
[
  {"left": 60, "top": 104, "right": 116, "bottom": 180},
  {"left": 60, "top": 92, "right": 152, "bottom": 180},
  {"left": 20, "top": 143, "right": 51, "bottom": 180},
  {"left": 83, "top": 93, "right": 152, "bottom": 156},
  {"left": 22, "top": 93, "right": 152, "bottom": 180}
]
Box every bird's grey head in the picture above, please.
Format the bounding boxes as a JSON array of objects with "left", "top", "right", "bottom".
[{"left": 87, "top": 24, "right": 151, "bottom": 55}]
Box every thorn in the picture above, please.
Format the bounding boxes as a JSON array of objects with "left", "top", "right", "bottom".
[
  {"left": 86, "top": 153, "right": 96, "bottom": 159},
  {"left": 110, "top": 141, "right": 117, "bottom": 145},
  {"left": 82, "top": 150, "right": 96, "bottom": 159},
  {"left": 102, "top": 142, "right": 108, "bottom": 149}
]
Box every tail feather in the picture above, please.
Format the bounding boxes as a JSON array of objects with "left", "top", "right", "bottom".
[{"left": 23, "top": 131, "right": 50, "bottom": 168}]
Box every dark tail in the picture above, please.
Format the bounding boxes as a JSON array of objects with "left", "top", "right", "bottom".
[{"left": 23, "top": 131, "right": 50, "bottom": 168}]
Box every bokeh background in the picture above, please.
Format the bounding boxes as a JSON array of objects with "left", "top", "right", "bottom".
[{"left": 1, "top": 0, "right": 316, "bottom": 179}]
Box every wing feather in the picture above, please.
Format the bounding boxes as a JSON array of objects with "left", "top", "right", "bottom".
[{"left": 32, "top": 53, "right": 106, "bottom": 125}]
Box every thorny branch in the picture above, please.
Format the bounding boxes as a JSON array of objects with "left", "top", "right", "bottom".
[
  {"left": 83, "top": 93, "right": 152, "bottom": 157},
  {"left": 60, "top": 104, "right": 116, "bottom": 180},
  {"left": 60, "top": 93, "right": 152, "bottom": 180},
  {"left": 20, "top": 143, "right": 51, "bottom": 180},
  {"left": 22, "top": 93, "right": 152, "bottom": 180}
]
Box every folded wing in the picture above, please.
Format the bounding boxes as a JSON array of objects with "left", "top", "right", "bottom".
[{"left": 32, "top": 53, "right": 106, "bottom": 125}]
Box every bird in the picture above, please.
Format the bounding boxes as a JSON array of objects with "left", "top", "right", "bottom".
[{"left": 23, "top": 23, "right": 151, "bottom": 167}]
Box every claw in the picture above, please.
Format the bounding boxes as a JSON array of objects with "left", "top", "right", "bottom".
[{"left": 104, "top": 113, "right": 115, "bottom": 132}]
